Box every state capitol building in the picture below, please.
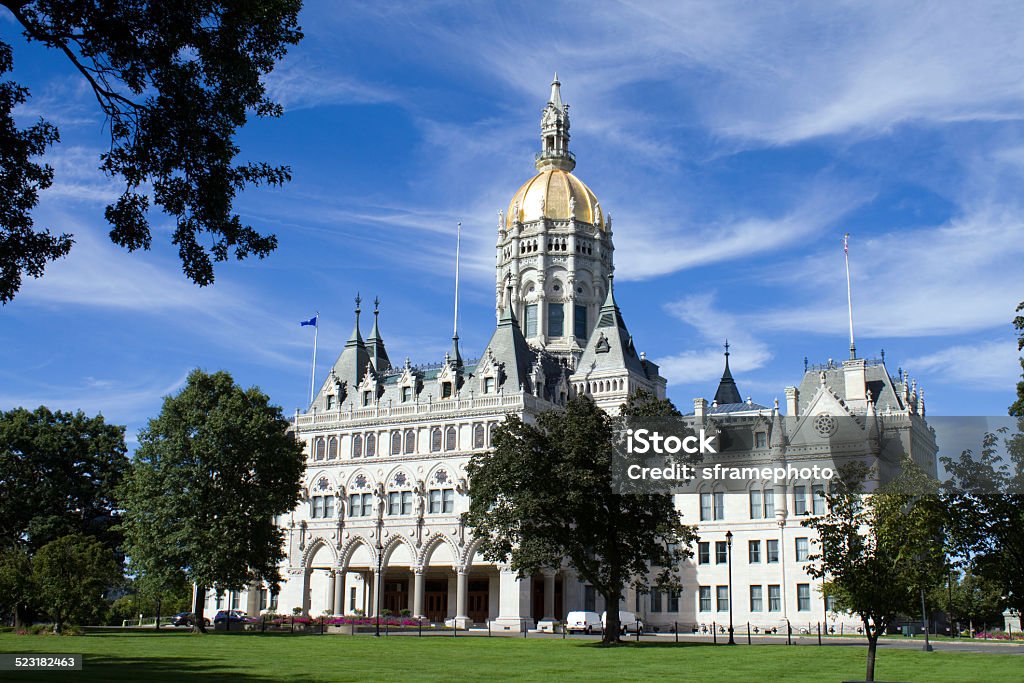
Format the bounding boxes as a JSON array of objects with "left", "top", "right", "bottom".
[{"left": 204, "top": 78, "right": 936, "bottom": 634}]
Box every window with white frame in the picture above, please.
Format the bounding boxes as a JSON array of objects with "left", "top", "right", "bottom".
[
  {"left": 797, "top": 583, "right": 811, "bottom": 611},
  {"left": 768, "top": 584, "right": 781, "bottom": 612},
  {"left": 444, "top": 426, "right": 457, "bottom": 451},
  {"left": 714, "top": 491, "right": 724, "bottom": 520},
  {"left": 766, "top": 539, "right": 779, "bottom": 563},
  {"left": 314, "top": 438, "right": 325, "bottom": 460},
  {"left": 699, "top": 586, "right": 711, "bottom": 612},
  {"left": 750, "top": 585, "right": 763, "bottom": 612},
  {"left": 428, "top": 489, "right": 455, "bottom": 514},
  {"left": 749, "top": 489, "right": 762, "bottom": 519},
  {"left": 473, "top": 423, "right": 485, "bottom": 449},
  {"left": 404, "top": 429, "right": 415, "bottom": 454},
  {"left": 716, "top": 586, "right": 729, "bottom": 612},
  {"left": 795, "top": 537, "right": 809, "bottom": 562},
  {"left": 794, "top": 485, "right": 808, "bottom": 515},
  {"left": 388, "top": 491, "right": 413, "bottom": 516},
  {"left": 327, "top": 436, "right": 338, "bottom": 460},
  {"left": 401, "top": 386, "right": 412, "bottom": 403},
  {"left": 812, "top": 484, "right": 826, "bottom": 515},
  {"left": 755, "top": 431, "right": 767, "bottom": 448},
  {"left": 697, "top": 541, "right": 710, "bottom": 564},
  {"left": 715, "top": 541, "right": 728, "bottom": 564},
  {"left": 650, "top": 588, "right": 662, "bottom": 613},
  {"left": 431, "top": 428, "right": 442, "bottom": 452},
  {"left": 362, "top": 390, "right": 373, "bottom": 407},
  {"left": 352, "top": 434, "right": 363, "bottom": 458},
  {"left": 667, "top": 589, "right": 679, "bottom": 613},
  {"left": 764, "top": 488, "right": 775, "bottom": 517},
  {"left": 748, "top": 540, "right": 761, "bottom": 563},
  {"left": 348, "top": 492, "right": 373, "bottom": 517}
]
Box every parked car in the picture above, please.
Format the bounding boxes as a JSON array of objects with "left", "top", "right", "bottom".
[
  {"left": 213, "top": 609, "right": 248, "bottom": 625},
  {"left": 601, "top": 610, "right": 643, "bottom": 634},
  {"left": 565, "top": 611, "right": 603, "bottom": 634},
  {"left": 170, "top": 612, "right": 211, "bottom": 627}
]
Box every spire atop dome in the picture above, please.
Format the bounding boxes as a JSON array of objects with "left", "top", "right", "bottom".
[
  {"left": 536, "top": 74, "right": 574, "bottom": 172},
  {"left": 549, "top": 72, "right": 563, "bottom": 109},
  {"left": 714, "top": 339, "right": 743, "bottom": 405}
]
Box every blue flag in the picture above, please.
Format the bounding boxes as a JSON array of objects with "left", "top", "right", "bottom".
[{"left": 300, "top": 315, "right": 318, "bottom": 327}]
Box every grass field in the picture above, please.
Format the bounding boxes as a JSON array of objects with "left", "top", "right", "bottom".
[{"left": 0, "top": 630, "right": 1019, "bottom": 682}]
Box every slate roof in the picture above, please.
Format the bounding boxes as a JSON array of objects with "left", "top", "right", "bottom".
[
  {"left": 796, "top": 359, "right": 905, "bottom": 411},
  {"left": 576, "top": 278, "right": 650, "bottom": 379}
]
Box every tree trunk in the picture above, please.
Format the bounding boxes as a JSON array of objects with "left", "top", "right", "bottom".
[
  {"left": 601, "top": 591, "right": 621, "bottom": 645},
  {"left": 155, "top": 596, "right": 162, "bottom": 630},
  {"left": 14, "top": 604, "right": 30, "bottom": 629},
  {"left": 865, "top": 633, "right": 878, "bottom": 682},
  {"left": 53, "top": 608, "right": 63, "bottom": 635},
  {"left": 192, "top": 584, "right": 207, "bottom": 634}
]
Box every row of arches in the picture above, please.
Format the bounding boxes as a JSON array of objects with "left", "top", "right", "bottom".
[{"left": 575, "top": 378, "right": 626, "bottom": 395}]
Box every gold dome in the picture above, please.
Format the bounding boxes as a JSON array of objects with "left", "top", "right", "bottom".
[{"left": 506, "top": 169, "right": 605, "bottom": 230}]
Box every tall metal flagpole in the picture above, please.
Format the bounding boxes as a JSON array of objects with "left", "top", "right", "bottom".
[
  {"left": 844, "top": 234, "right": 856, "bottom": 360},
  {"left": 309, "top": 311, "right": 319, "bottom": 404},
  {"left": 453, "top": 222, "right": 461, "bottom": 338}
]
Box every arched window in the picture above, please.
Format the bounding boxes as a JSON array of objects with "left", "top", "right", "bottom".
[
  {"left": 445, "top": 426, "right": 457, "bottom": 451},
  {"left": 366, "top": 433, "right": 376, "bottom": 457},
  {"left": 473, "top": 423, "right": 485, "bottom": 449},
  {"left": 352, "top": 434, "right": 363, "bottom": 458},
  {"left": 314, "top": 438, "right": 325, "bottom": 460},
  {"left": 488, "top": 422, "right": 498, "bottom": 446},
  {"left": 391, "top": 431, "right": 402, "bottom": 455},
  {"left": 431, "top": 428, "right": 442, "bottom": 453},
  {"left": 327, "top": 436, "right": 338, "bottom": 460},
  {"left": 404, "top": 429, "right": 415, "bottom": 454}
]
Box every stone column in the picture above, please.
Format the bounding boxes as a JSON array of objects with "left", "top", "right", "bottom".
[
  {"left": 334, "top": 571, "right": 345, "bottom": 615},
  {"left": 492, "top": 566, "right": 532, "bottom": 632},
  {"left": 454, "top": 566, "right": 470, "bottom": 628},
  {"left": 538, "top": 569, "right": 558, "bottom": 632},
  {"left": 412, "top": 567, "right": 425, "bottom": 619},
  {"left": 327, "top": 571, "right": 336, "bottom": 616},
  {"left": 301, "top": 568, "right": 312, "bottom": 618}
]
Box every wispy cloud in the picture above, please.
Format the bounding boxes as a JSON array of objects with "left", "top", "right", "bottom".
[
  {"left": 905, "top": 340, "right": 1021, "bottom": 391},
  {"left": 748, "top": 203, "right": 1024, "bottom": 338},
  {"left": 264, "top": 57, "right": 403, "bottom": 111},
  {"left": 655, "top": 292, "right": 773, "bottom": 386}
]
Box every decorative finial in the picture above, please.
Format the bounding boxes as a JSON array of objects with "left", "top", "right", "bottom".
[
  {"left": 374, "top": 296, "right": 380, "bottom": 314},
  {"left": 497, "top": 209, "right": 503, "bottom": 229},
  {"left": 355, "top": 292, "right": 362, "bottom": 313},
  {"left": 724, "top": 339, "right": 730, "bottom": 356},
  {"left": 804, "top": 356, "right": 808, "bottom": 372},
  {"left": 608, "top": 273, "right": 614, "bottom": 291},
  {"left": 880, "top": 348, "right": 885, "bottom": 363}
]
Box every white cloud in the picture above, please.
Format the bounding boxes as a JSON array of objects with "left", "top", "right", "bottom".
[
  {"left": 905, "top": 340, "right": 1021, "bottom": 390},
  {"left": 655, "top": 292, "right": 773, "bottom": 385},
  {"left": 264, "top": 57, "right": 403, "bottom": 111},
  {"left": 614, "top": 180, "right": 869, "bottom": 280},
  {"left": 747, "top": 203, "right": 1024, "bottom": 338}
]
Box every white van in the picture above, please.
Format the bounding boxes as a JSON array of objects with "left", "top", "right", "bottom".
[
  {"left": 565, "top": 611, "right": 603, "bottom": 634},
  {"left": 601, "top": 610, "right": 644, "bottom": 634}
]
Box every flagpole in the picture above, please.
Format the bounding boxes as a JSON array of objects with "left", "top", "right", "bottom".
[
  {"left": 844, "top": 234, "right": 856, "bottom": 360},
  {"left": 310, "top": 310, "right": 318, "bottom": 404},
  {"left": 453, "top": 222, "right": 461, "bottom": 338}
]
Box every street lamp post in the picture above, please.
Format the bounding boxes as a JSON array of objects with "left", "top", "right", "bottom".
[
  {"left": 726, "top": 530, "right": 736, "bottom": 645},
  {"left": 920, "top": 587, "right": 932, "bottom": 651},
  {"left": 375, "top": 516, "right": 383, "bottom": 637}
]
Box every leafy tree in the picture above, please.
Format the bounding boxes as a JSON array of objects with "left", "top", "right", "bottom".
[
  {"left": 466, "top": 393, "right": 696, "bottom": 645},
  {"left": 0, "top": 0, "right": 303, "bottom": 304},
  {"left": 32, "top": 533, "right": 121, "bottom": 633},
  {"left": 0, "top": 406, "right": 129, "bottom": 551},
  {"left": 0, "top": 546, "right": 35, "bottom": 628},
  {"left": 109, "top": 571, "right": 190, "bottom": 627},
  {"left": 0, "top": 406, "right": 128, "bottom": 626},
  {"left": 119, "top": 369, "right": 305, "bottom": 632},
  {"left": 930, "top": 569, "right": 1004, "bottom": 634},
  {"left": 804, "top": 460, "right": 945, "bottom": 682},
  {"left": 942, "top": 425, "right": 1024, "bottom": 618}
]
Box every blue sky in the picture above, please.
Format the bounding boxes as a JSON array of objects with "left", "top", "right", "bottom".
[{"left": 2, "top": 1, "right": 1023, "bottom": 448}]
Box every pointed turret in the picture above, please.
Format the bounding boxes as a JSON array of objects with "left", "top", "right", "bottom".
[
  {"left": 480, "top": 279, "right": 535, "bottom": 392},
  {"left": 713, "top": 340, "right": 743, "bottom": 406},
  {"left": 536, "top": 73, "right": 575, "bottom": 172},
  {"left": 577, "top": 275, "right": 648, "bottom": 377},
  {"left": 331, "top": 294, "right": 370, "bottom": 393},
  {"left": 366, "top": 296, "right": 391, "bottom": 373}
]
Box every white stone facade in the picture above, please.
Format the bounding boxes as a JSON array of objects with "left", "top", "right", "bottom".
[{"left": 205, "top": 78, "right": 936, "bottom": 635}]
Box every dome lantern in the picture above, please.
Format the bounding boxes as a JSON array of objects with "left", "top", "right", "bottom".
[{"left": 536, "top": 73, "right": 575, "bottom": 173}]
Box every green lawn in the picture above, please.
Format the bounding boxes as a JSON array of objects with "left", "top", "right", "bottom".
[{"left": 0, "top": 630, "right": 1019, "bottom": 682}]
